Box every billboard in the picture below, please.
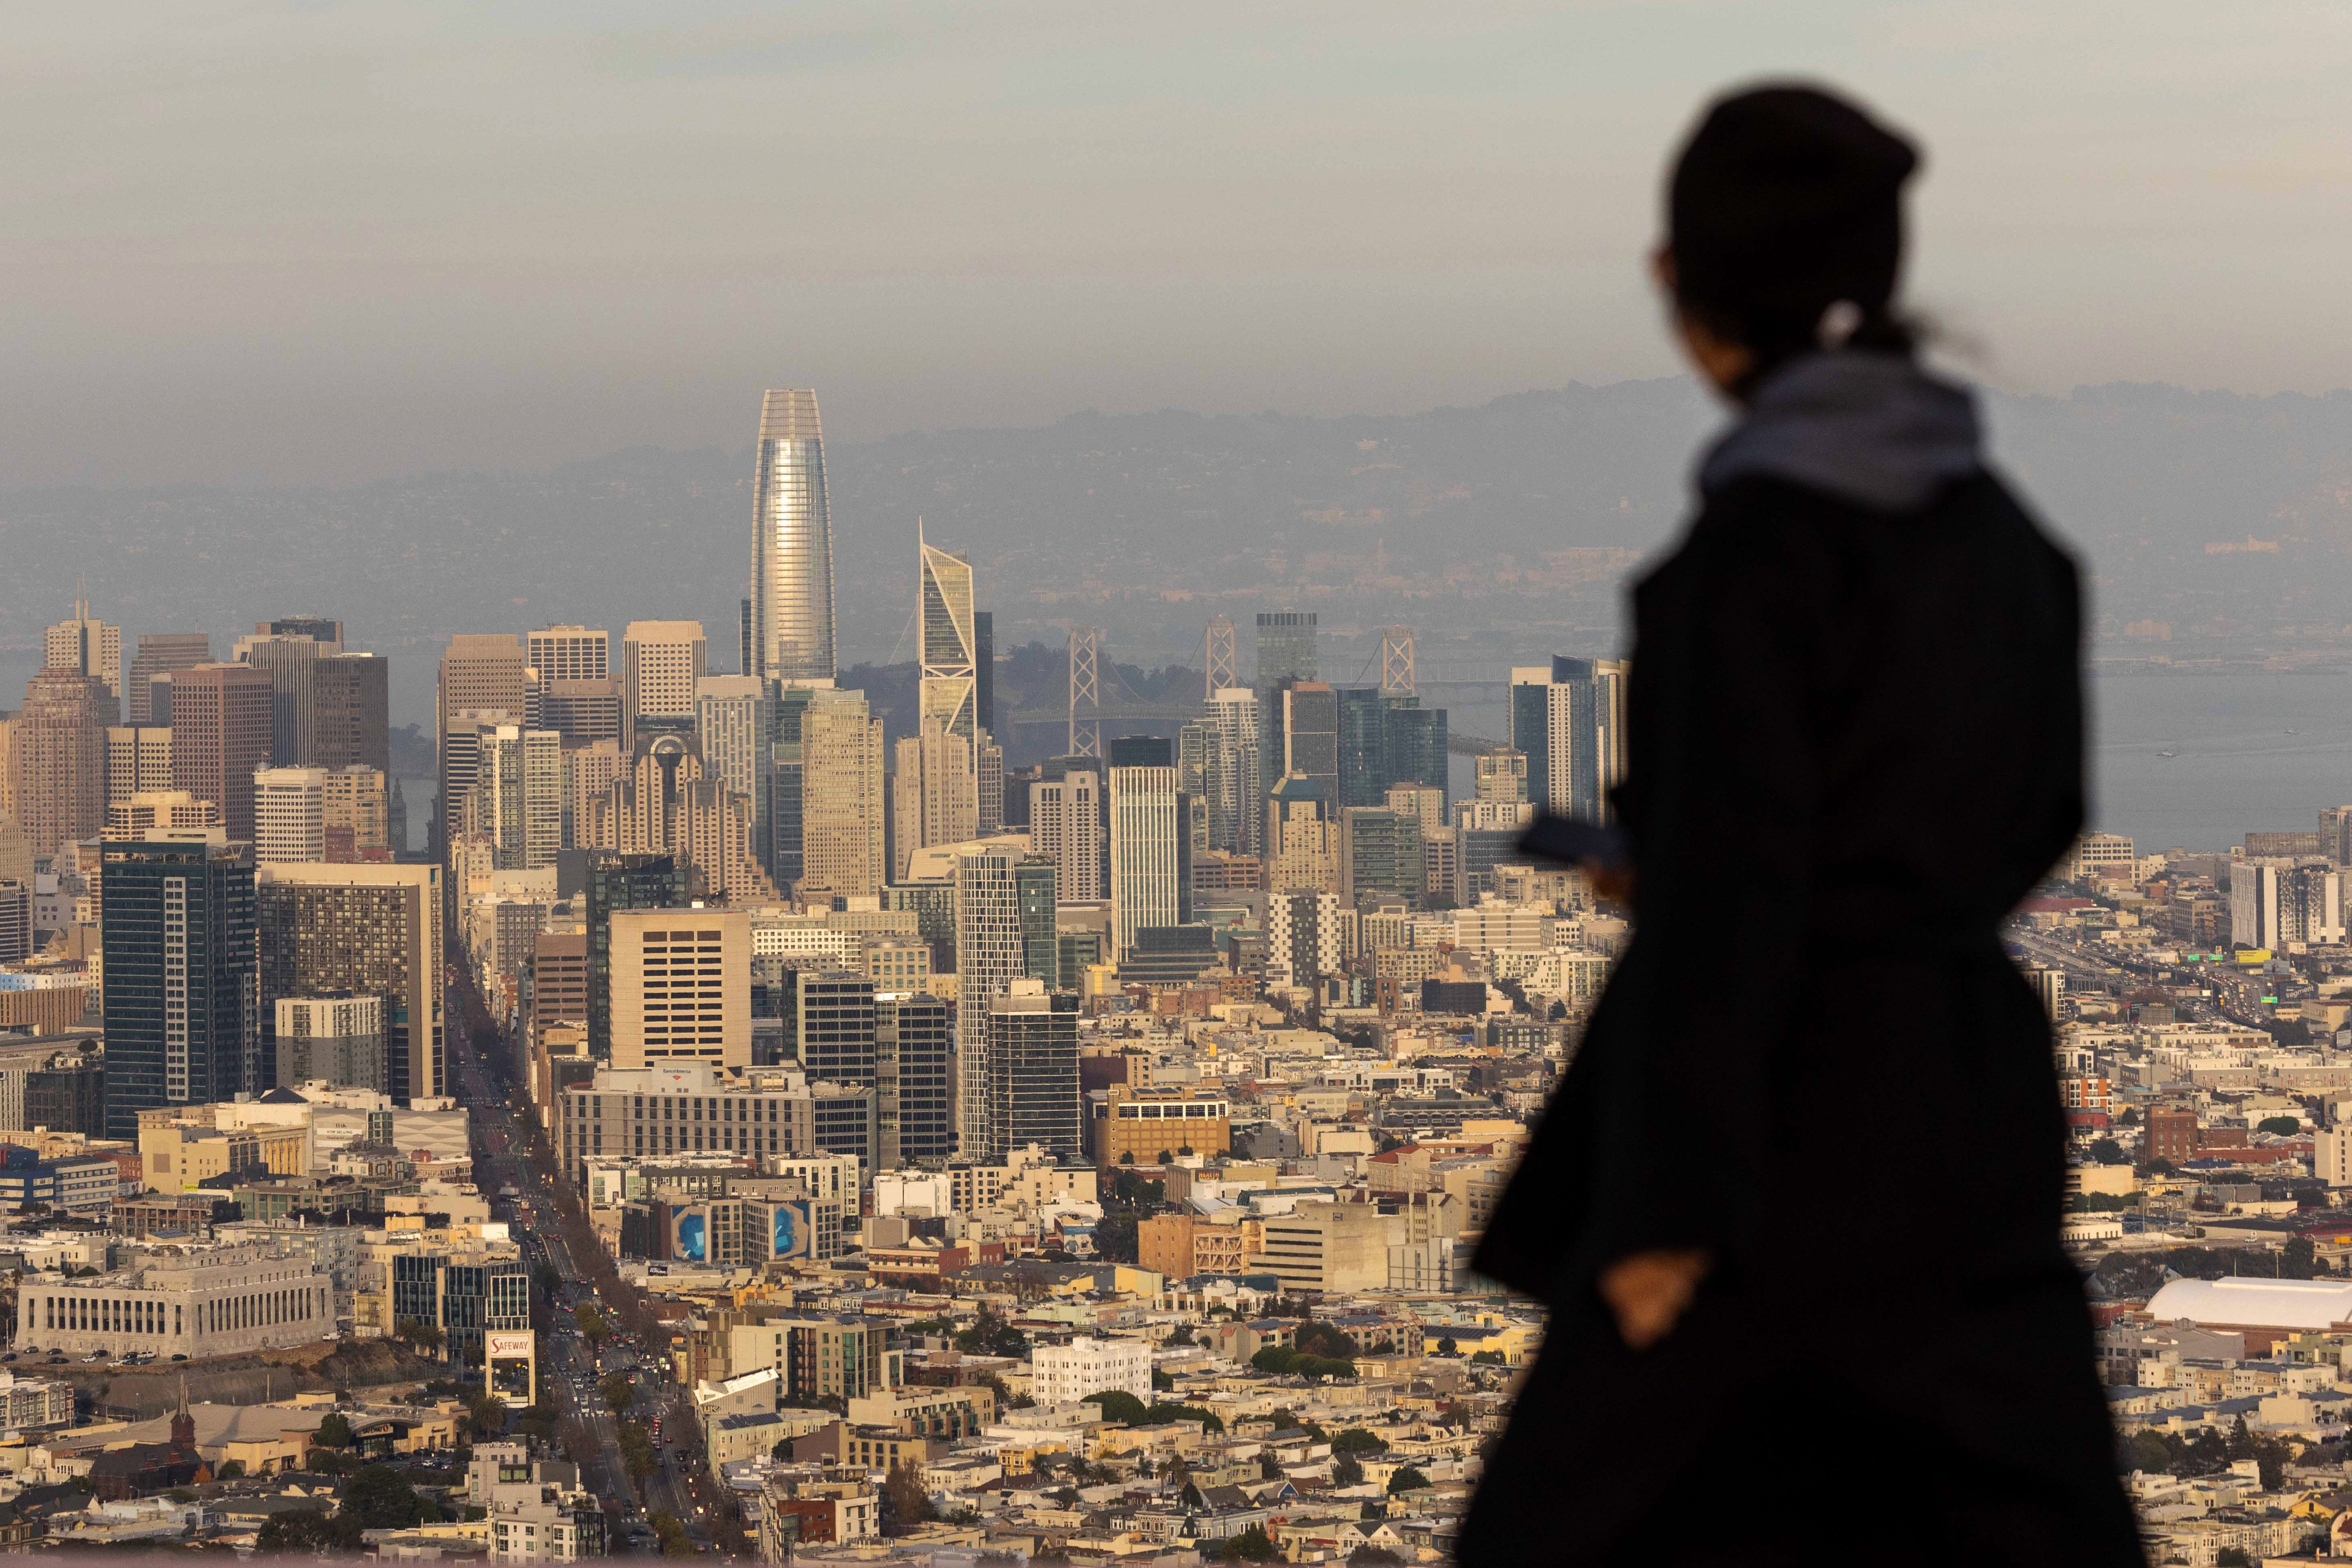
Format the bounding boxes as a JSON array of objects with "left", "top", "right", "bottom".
[
  {"left": 485, "top": 1330, "right": 537, "bottom": 1408},
  {"left": 674, "top": 1209, "right": 707, "bottom": 1263},
  {"left": 771, "top": 1200, "right": 810, "bottom": 1261}
]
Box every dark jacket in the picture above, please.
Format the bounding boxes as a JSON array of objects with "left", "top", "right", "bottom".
[{"left": 1461, "top": 355, "right": 2141, "bottom": 1566}]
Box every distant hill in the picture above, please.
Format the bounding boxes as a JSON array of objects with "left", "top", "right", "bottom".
[{"left": 7, "top": 375, "right": 2352, "bottom": 731}]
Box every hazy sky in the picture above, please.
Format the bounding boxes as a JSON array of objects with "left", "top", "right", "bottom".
[{"left": 9, "top": 1, "right": 2352, "bottom": 487}]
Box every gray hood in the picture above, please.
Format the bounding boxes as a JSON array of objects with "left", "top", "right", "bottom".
[{"left": 1698, "top": 350, "right": 1981, "bottom": 513}]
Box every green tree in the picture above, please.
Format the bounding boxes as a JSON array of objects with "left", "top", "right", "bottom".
[
  {"left": 2258, "top": 1117, "right": 2302, "bottom": 1137},
  {"left": 954, "top": 1306, "right": 1029, "bottom": 1359},
  {"left": 532, "top": 1262, "right": 562, "bottom": 1295},
  {"left": 617, "top": 1422, "right": 658, "bottom": 1480},
  {"left": 1434, "top": 1336, "right": 1458, "bottom": 1357},
  {"left": 2217, "top": 1550, "right": 2251, "bottom": 1568},
  {"left": 1385, "top": 1466, "right": 1429, "bottom": 1495},
  {"left": 1221, "top": 1525, "right": 1280, "bottom": 1561},
  {"left": 1084, "top": 1390, "right": 1150, "bottom": 1425},
  {"left": 1330, "top": 1429, "right": 1389, "bottom": 1457},
  {"left": 2225, "top": 1415, "right": 2256, "bottom": 1460},
  {"left": 396, "top": 1317, "right": 446, "bottom": 1357},
  {"left": 467, "top": 1393, "right": 510, "bottom": 1439},
  {"left": 1349, "top": 1549, "right": 1404, "bottom": 1566},
  {"left": 880, "top": 1460, "right": 938, "bottom": 1536},
  {"left": 341, "top": 1464, "right": 427, "bottom": 1529},
  {"left": 576, "top": 1305, "right": 611, "bottom": 1346},
  {"left": 1469, "top": 1350, "right": 1506, "bottom": 1366},
  {"left": 2283, "top": 1236, "right": 2319, "bottom": 1280},
  {"left": 313, "top": 1412, "right": 355, "bottom": 1451},
  {"left": 1152, "top": 1368, "right": 1176, "bottom": 1392},
  {"left": 258, "top": 1509, "right": 363, "bottom": 1553},
  {"left": 1333, "top": 1455, "right": 1365, "bottom": 1487},
  {"left": 649, "top": 1510, "right": 693, "bottom": 1557},
  {"left": 601, "top": 1373, "right": 637, "bottom": 1415}
]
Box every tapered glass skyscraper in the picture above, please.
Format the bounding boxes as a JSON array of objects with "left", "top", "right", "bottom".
[{"left": 750, "top": 389, "right": 835, "bottom": 682}]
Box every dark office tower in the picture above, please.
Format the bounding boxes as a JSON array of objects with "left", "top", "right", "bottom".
[
  {"left": 973, "top": 611, "right": 995, "bottom": 737},
  {"left": 1385, "top": 699, "right": 1447, "bottom": 799},
  {"left": 797, "top": 971, "right": 878, "bottom": 1088},
  {"left": 1107, "top": 736, "right": 1172, "bottom": 769},
  {"left": 255, "top": 862, "right": 444, "bottom": 1101},
  {"left": 985, "top": 981, "right": 1081, "bottom": 1160},
  {"left": 313, "top": 653, "right": 391, "bottom": 775},
  {"left": 585, "top": 852, "right": 687, "bottom": 1060},
  {"left": 10, "top": 669, "right": 108, "bottom": 861},
  {"left": 875, "top": 992, "right": 955, "bottom": 1167},
  {"left": 261, "top": 617, "right": 344, "bottom": 644},
  {"left": 169, "top": 664, "right": 273, "bottom": 843},
  {"left": 1340, "top": 807, "right": 1425, "bottom": 905},
  {"left": 1254, "top": 611, "right": 1317, "bottom": 685},
  {"left": 739, "top": 598, "right": 753, "bottom": 676},
  {"left": 1335, "top": 689, "right": 1390, "bottom": 807},
  {"left": 387, "top": 780, "right": 409, "bottom": 859},
  {"left": 126, "top": 634, "right": 212, "bottom": 726},
  {"left": 0, "top": 882, "right": 29, "bottom": 965},
  {"left": 750, "top": 389, "right": 835, "bottom": 682},
  {"left": 1277, "top": 682, "right": 1340, "bottom": 802},
  {"left": 1016, "top": 858, "right": 1059, "bottom": 987},
  {"left": 101, "top": 839, "right": 258, "bottom": 1138},
  {"left": 25, "top": 1055, "right": 104, "bottom": 1137}
]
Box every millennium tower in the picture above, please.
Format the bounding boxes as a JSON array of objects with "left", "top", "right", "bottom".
[{"left": 750, "top": 389, "right": 835, "bottom": 682}]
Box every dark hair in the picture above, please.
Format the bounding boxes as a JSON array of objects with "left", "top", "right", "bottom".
[{"left": 1667, "top": 83, "right": 1921, "bottom": 376}]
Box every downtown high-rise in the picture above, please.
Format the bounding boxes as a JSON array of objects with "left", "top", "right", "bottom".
[{"left": 750, "top": 389, "right": 835, "bottom": 682}]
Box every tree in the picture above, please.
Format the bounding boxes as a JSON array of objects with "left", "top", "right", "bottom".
[
  {"left": 650, "top": 1510, "right": 693, "bottom": 1558},
  {"left": 396, "top": 1317, "right": 446, "bottom": 1357},
  {"left": 314, "top": 1412, "right": 355, "bottom": 1451},
  {"left": 576, "top": 1305, "right": 611, "bottom": 1347},
  {"left": 467, "top": 1393, "right": 510, "bottom": 1439},
  {"left": 2087, "top": 1137, "right": 2127, "bottom": 1164},
  {"left": 1084, "top": 1390, "right": 1151, "bottom": 1425},
  {"left": 532, "top": 1262, "right": 563, "bottom": 1295},
  {"left": 954, "top": 1306, "right": 1029, "bottom": 1359},
  {"left": 1152, "top": 1368, "right": 1176, "bottom": 1391},
  {"left": 257, "top": 1509, "right": 362, "bottom": 1553},
  {"left": 2258, "top": 1116, "right": 2303, "bottom": 1138},
  {"left": 1221, "top": 1525, "right": 1280, "bottom": 1561},
  {"left": 1350, "top": 1550, "right": 1404, "bottom": 1566},
  {"left": 602, "top": 1373, "right": 637, "bottom": 1415},
  {"left": 1434, "top": 1336, "right": 1458, "bottom": 1357},
  {"left": 881, "top": 1460, "right": 938, "bottom": 1536},
  {"left": 1330, "top": 1429, "right": 1389, "bottom": 1457},
  {"left": 1469, "top": 1349, "right": 1506, "bottom": 1366},
  {"left": 341, "top": 1464, "right": 427, "bottom": 1529},
  {"left": 1333, "top": 1455, "right": 1365, "bottom": 1488},
  {"left": 2226, "top": 1415, "right": 2256, "bottom": 1460},
  {"left": 2217, "top": 1551, "right": 2251, "bottom": 1568},
  {"left": 617, "top": 1422, "right": 658, "bottom": 1480},
  {"left": 1293, "top": 1322, "right": 1358, "bottom": 1360},
  {"left": 1385, "top": 1466, "right": 1429, "bottom": 1495},
  {"left": 2283, "top": 1236, "right": 2319, "bottom": 1280}
]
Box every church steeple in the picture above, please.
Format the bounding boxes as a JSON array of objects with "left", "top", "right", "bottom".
[{"left": 170, "top": 1376, "right": 194, "bottom": 1451}]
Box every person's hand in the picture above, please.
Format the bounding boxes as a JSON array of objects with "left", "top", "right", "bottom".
[{"left": 1597, "top": 1250, "right": 1710, "bottom": 1350}]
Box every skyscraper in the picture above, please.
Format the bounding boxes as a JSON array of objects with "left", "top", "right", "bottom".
[
  {"left": 954, "top": 844, "right": 1028, "bottom": 1153},
  {"left": 795, "top": 970, "right": 878, "bottom": 1087},
  {"left": 750, "top": 389, "right": 835, "bottom": 682},
  {"left": 233, "top": 628, "right": 337, "bottom": 766},
  {"left": 1109, "top": 766, "right": 1182, "bottom": 959},
  {"left": 527, "top": 625, "right": 609, "bottom": 684},
  {"left": 469, "top": 725, "right": 562, "bottom": 870},
  {"left": 1202, "top": 688, "right": 1263, "bottom": 858},
  {"left": 875, "top": 991, "right": 955, "bottom": 1167},
  {"left": 10, "top": 670, "right": 109, "bottom": 859},
  {"left": 102, "top": 839, "right": 259, "bottom": 1137},
  {"left": 918, "top": 528, "right": 979, "bottom": 742},
  {"left": 984, "top": 979, "right": 1081, "bottom": 1161},
  {"left": 252, "top": 767, "right": 328, "bottom": 864},
  {"left": 973, "top": 610, "right": 996, "bottom": 737},
  {"left": 890, "top": 721, "right": 978, "bottom": 881},
  {"left": 169, "top": 663, "right": 274, "bottom": 844},
  {"left": 583, "top": 853, "right": 687, "bottom": 1061},
  {"left": 105, "top": 727, "right": 175, "bottom": 812},
  {"left": 255, "top": 861, "right": 443, "bottom": 1100},
  {"left": 1254, "top": 611, "right": 1317, "bottom": 685},
  {"left": 435, "top": 634, "right": 528, "bottom": 860},
  {"left": 1030, "top": 771, "right": 1103, "bottom": 902},
  {"left": 609, "top": 907, "right": 750, "bottom": 1071},
  {"left": 126, "top": 633, "right": 211, "bottom": 727},
  {"left": 1017, "top": 858, "right": 1060, "bottom": 987},
  {"left": 1511, "top": 657, "right": 1628, "bottom": 822},
  {"left": 620, "top": 620, "right": 707, "bottom": 748},
  {"left": 45, "top": 592, "right": 122, "bottom": 723},
  {"left": 312, "top": 653, "right": 391, "bottom": 776},
  {"left": 791, "top": 687, "right": 886, "bottom": 899},
  {"left": 696, "top": 676, "right": 773, "bottom": 862},
  {"left": 1278, "top": 683, "right": 1340, "bottom": 803}
]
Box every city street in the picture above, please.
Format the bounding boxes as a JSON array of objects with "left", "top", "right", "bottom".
[{"left": 448, "top": 949, "right": 726, "bottom": 1553}]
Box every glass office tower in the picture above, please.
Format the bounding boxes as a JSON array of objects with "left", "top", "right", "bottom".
[{"left": 750, "top": 389, "right": 835, "bottom": 682}]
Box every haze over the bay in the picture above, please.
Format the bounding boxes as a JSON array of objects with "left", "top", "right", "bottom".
[{"left": 7, "top": 1, "right": 2352, "bottom": 487}]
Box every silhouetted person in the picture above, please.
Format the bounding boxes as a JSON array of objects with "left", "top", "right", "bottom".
[{"left": 1463, "top": 85, "right": 2142, "bottom": 1567}]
